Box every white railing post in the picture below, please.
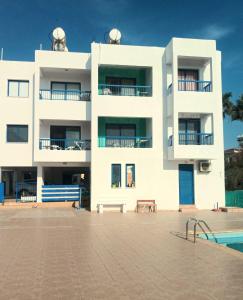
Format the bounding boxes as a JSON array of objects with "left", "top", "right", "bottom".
[{"left": 37, "top": 165, "right": 43, "bottom": 203}]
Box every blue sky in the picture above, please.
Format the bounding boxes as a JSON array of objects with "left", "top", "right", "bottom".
[{"left": 0, "top": 0, "right": 242, "bottom": 148}]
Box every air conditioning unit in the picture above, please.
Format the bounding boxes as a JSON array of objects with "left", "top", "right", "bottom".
[{"left": 199, "top": 160, "right": 211, "bottom": 173}]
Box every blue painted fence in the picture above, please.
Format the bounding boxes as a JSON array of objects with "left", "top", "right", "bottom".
[
  {"left": 0, "top": 183, "right": 4, "bottom": 204},
  {"left": 226, "top": 190, "right": 243, "bottom": 207},
  {"left": 42, "top": 185, "right": 81, "bottom": 202}
]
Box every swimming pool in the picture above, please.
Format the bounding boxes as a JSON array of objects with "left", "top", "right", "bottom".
[{"left": 199, "top": 231, "right": 243, "bottom": 253}]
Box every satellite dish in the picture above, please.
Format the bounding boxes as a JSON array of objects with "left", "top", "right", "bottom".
[
  {"left": 109, "top": 28, "right": 121, "bottom": 44},
  {"left": 52, "top": 27, "right": 65, "bottom": 41},
  {"left": 51, "top": 27, "right": 68, "bottom": 51}
]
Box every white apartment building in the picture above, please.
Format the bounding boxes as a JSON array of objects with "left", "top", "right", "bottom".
[{"left": 0, "top": 31, "right": 225, "bottom": 211}]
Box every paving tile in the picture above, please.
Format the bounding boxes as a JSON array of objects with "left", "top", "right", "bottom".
[{"left": 0, "top": 209, "right": 243, "bottom": 299}]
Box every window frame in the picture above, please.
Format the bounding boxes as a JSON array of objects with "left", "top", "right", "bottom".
[
  {"left": 8, "top": 80, "right": 29, "bottom": 98},
  {"left": 6, "top": 125, "right": 29, "bottom": 143},
  {"left": 125, "top": 164, "right": 136, "bottom": 188},
  {"left": 111, "top": 164, "right": 122, "bottom": 188}
]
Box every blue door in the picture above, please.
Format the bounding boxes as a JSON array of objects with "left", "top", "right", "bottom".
[
  {"left": 0, "top": 183, "right": 4, "bottom": 204},
  {"left": 179, "top": 164, "right": 194, "bottom": 205}
]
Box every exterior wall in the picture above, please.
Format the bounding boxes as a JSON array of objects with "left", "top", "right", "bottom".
[
  {"left": 0, "top": 61, "right": 35, "bottom": 166},
  {"left": 91, "top": 43, "right": 166, "bottom": 211},
  {"left": 91, "top": 40, "right": 225, "bottom": 211},
  {"left": 0, "top": 38, "right": 225, "bottom": 209},
  {"left": 33, "top": 51, "right": 92, "bottom": 163},
  {"left": 0, "top": 51, "right": 92, "bottom": 202}
]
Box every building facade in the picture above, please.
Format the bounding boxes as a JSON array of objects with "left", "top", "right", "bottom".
[{"left": 0, "top": 37, "right": 225, "bottom": 210}]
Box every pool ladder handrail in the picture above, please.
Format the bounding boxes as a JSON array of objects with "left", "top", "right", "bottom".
[{"left": 186, "top": 217, "right": 218, "bottom": 243}]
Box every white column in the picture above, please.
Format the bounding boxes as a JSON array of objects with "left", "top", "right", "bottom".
[
  {"left": 0, "top": 167, "right": 2, "bottom": 182},
  {"left": 37, "top": 165, "right": 43, "bottom": 203}
]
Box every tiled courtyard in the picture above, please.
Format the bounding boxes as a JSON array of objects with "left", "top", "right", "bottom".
[{"left": 0, "top": 208, "right": 243, "bottom": 300}]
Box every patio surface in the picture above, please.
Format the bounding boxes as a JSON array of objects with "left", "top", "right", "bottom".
[{"left": 0, "top": 208, "right": 243, "bottom": 300}]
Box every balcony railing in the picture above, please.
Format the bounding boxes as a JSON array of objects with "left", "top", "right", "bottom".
[
  {"left": 16, "top": 181, "right": 37, "bottom": 202},
  {"left": 178, "top": 80, "right": 212, "bottom": 92},
  {"left": 39, "top": 90, "right": 91, "bottom": 101},
  {"left": 179, "top": 133, "right": 213, "bottom": 145},
  {"left": 98, "top": 136, "right": 152, "bottom": 148},
  {"left": 39, "top": 139, "right": 91, "bottom": 150},
  {"left": 98, "top": 84, "right": 152, "bottom": 97}
]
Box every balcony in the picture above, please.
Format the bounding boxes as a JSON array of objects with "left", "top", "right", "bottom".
[
  {"left": 167, "top": 57, "right": 213, "bottom": 95},
  {"left": 39, "top": 138, "right": 91, "bottom": 150},
  {"left": 98, "top": 84, "right": 152, "bottom": 97},
  {"left": 98, "top": 65, "right": 152, "bottom": 98},
  {"left": 98, "top": 136, "right": 152, "bottom": 148},
  {"left": 39, "top": 89, "right": 91, "bottom": 101},
  {"left": 98, "top": 117, "right": 152, "bottom": 148}
]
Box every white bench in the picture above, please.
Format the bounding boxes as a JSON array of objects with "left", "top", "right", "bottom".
[{"left": 97, "top": 198, "right": 127, "bottom": 213}]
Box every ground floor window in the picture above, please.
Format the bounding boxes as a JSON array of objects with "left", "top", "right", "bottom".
[
  {"left": 126, "top": 164, "right": 135, "bottom": 187},
  {"left": 111, "top": 164, "right": 121, "bottom": 188}
]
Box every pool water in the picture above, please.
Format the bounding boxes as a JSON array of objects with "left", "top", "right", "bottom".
[{"left": 199, "top": 232, "right": 243, "bottom": 253}]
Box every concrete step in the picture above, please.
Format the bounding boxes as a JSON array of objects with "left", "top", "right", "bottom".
[
  {"left": 0, "top": 201, "right": 76, "bottom": 209},
  {"left": 179, "top": 205, "right": 198, "bottom": 212},
  {"left": 220, "top": 207, "right": 243, "bottom": 213}
]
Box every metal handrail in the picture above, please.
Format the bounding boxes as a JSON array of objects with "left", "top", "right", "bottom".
[
  {"left": 178, "top": 80, "right": 212, "bottom": 92},
  {"left": 186, "top": 217, "right": 198, "bottom": 240},
  {"left": 98, "top": 84, "right": 152, "bottom": 96},
  {"left": 179, "top": 133, "right": 214, "bottom": 145},
  {"left": 186, "top": 217, "right": 218, "bottom": 243},
  {"left": 39, "top": 89, "right": 91, "bottom": 101}
]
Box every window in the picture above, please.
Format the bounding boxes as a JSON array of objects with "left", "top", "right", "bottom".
[
  {"left": 7, "top": 125, "right": 28, "bottom": 143},
  {"left": 111, "top": 164, "right": 121, "bottom": 188},
  {"left": 106, "top": 77, "right": 136, "bottom": 96},
  {"left": 51, "top": 82, "right": 80, "bottom": 100},
  {"left": 126, "top": 164, "right": 135, "bottom": 188},
  {"left": 106, "top": 124, "right": 136, "bottom": 147},
  {"left": 8, "top": 80, "right": 29, "bottom": 97},
  {"left": 50, "top": 125, "right": 81, "bottom": 148}
]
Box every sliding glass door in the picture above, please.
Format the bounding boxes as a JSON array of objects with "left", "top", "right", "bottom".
[
  {"left": 51, "top": 82, "right": 81, "bottom": 100},
  {"left": 178, "top": 69, "right": 199, "bottom": 91},
  {"left": 106, "top": 77, "right": 136, "bottom": 96},
  {"left": 50, "top": 126, "right": 81, "bottom": 148},
  {"left": 106, "top": 124, "right": 136, "bottom": 147},
  {"left": 179, "top": 119, "right": 200, "bottom": 145}
]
